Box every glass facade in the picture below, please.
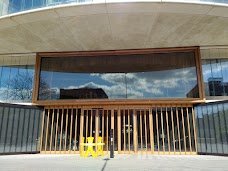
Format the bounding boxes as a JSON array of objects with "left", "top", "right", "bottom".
[
  {"left": 0, "top": 55, "right": 35, "bottom": 103},
  {"left": 0, "top": 103, "right": 43, "bottom": 154},
  {"left": 7, "top": 0, "right": 92, "bottom": 15},
  {"left": 0, "top": 0, "right": 228, "bottom": 17},
  {"left": 202, "top": 59, "right": 228, "bottom": 97},
  {"left": 195, "top": 102, "right": 228, "bottom": 155},
  {"left": 38, "top": 51, "right": 199, "bottom": 100}
]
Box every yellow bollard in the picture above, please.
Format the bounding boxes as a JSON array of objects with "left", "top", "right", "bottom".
[
  {"left": 80, "top": 137, "right": 85, "bottom": 157},
  {"left": 84, "top": 137, "right": 96, "bottom": 158},
  {"left": 96, "top": 136, "right": 105, "bottom": 156}
]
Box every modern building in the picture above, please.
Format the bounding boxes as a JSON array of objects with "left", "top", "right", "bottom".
[{"left": 0, "top": 0, "right": 228, "bottom": 156}]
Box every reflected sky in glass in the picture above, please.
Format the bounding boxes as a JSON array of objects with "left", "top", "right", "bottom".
[
  {"left": 202, "top": 59, "right": 228, "bottom": 96},
  {"left": 39, "top": 66, "right": 199, "bottom": 100}
]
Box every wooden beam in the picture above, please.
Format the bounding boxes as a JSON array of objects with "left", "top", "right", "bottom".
[
  {"left": 156, "top": 107, "right": 159, "bottom": 154},
  {"left": 69, "top": 106, "right": 73, "bottom": 153},
  {"left": 54, "top": 108, "right": 59, "bottom": 153},
  {"left": 49, "top": 108, "right": 55, "bottom": 153},
  {"left": 171, "top": 106, "right": 175, "bottom": 154},
  {"left": 176, "top": 106, "right": 181, "bottom": 153},
  {"left": 79, "top": 109, "right": 84, "bottom": 152},
  {"left": 45, "top": 108, "right": 50, "bottom": 153},
  {"left": 181, "top": 106, "right": 186, "bottom": 154},
  {"left": 118, "top": 109, "right": 121, "bottom": 153},
  {"left": 39, "top": 109, "right": 45, "bottom": 152},
  {"left": 133, "top": 109, "right": 137, "bottom": 153},
  {"left": 59, "top": 107, "right": 64, "bottom": 152},
  {"left": 186, "top": 107, "right": 192, "bottom": 154},
  {"left": 192, "top": 107, "right": 198, "bottom": 152},
  {"left": 149, "top": 107, "right": 154, "bottom": 153},
  {"left": 140, "top": 109, "right": 143, "bottom": 152},
  {"left": 166, "top": 107, "right": 170, "bottom": 154}
]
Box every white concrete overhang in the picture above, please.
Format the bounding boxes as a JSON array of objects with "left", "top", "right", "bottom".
[{"left": 0, "top": 1, "right": 228, "bottom": 54}]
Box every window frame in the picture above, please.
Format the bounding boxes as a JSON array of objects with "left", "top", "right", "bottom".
[{"left": 32, "top": 47, "right": 205, "bottom": 106}]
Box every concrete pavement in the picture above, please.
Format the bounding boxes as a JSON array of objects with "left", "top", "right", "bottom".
[{"left": 0, "top": 154, "right": 228, "bottom": 171}]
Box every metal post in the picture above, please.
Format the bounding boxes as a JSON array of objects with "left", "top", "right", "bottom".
[{"left": 110, "top": 129, "right": 114, "bottom": 158}]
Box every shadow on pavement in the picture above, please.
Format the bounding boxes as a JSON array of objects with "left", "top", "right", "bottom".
[{"left": 101, "top": 158, "right": 110, "bottom": 171}]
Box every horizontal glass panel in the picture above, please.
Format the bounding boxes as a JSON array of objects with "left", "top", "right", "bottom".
[{"left": 38, "top": 52, "right": 199, "bottom": 100}]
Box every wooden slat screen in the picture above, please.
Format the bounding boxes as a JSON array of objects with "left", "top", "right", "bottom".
[{"left": 40, "top": 105, "right": 197, "bottom": 155}]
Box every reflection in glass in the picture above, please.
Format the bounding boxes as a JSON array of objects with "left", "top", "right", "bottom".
[
  {"left": 202, "top": 59, "right": 228, "bottom": 97},
  {"left": 195, "top": 102, "right": 228, "bottom": 155},
  {"left": 0, "top": 55, "right": 35, "bottom": 103},
  {"left": 38, "top": 52, "right": 199, "bottom": 100}
]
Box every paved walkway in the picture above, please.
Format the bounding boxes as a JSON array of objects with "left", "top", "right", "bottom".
[{"left": 0, "top": 154, "right": 228, "bottom": 171}]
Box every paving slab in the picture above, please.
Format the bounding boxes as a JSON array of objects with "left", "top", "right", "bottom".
[{"left": 0, "top": 154, "right": 228, "bottom": 171}]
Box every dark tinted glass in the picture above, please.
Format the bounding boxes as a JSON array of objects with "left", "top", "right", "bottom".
[
  {"left": 38, "top": 52, "right": 199, "bottom": 100},
  {"left": 0, "top": 104, "right": 42, "bottom": 154},
  {"left": 195, "top": 102, "right": 228, "bottom": 155}
]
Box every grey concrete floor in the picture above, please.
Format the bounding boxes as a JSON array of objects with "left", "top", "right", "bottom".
[{"left": 0, "top": 154, "right": 228, "bottom": 171}]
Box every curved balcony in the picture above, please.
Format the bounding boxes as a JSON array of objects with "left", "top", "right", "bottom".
[
  {"left": 0, "top": 1, "right": 228, "bottom": 54},
  {"left": 1, "top": 0, "right": 228, "bottom": 17}
]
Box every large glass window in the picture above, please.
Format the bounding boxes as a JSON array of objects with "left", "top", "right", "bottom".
[
  {"left": 202, "top": 59, "right": 228, "bottom": 97},
  {"left": 0, "top": 55, "right": 35, "bottom": 103},
  {"left": 38, "top": 51, "right": 200, "bottom": 100}
]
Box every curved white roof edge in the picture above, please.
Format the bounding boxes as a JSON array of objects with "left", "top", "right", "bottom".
[{"left": 0, "top": 1, "right": 228, "bottom": 20}]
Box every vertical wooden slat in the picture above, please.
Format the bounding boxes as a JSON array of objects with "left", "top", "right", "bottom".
[
  {"left": 123, "top": 110, "right": 126, "bottom": 152},
  {"left": 128, "top": 109, "right": 131, "bottom": 153},
  {"left": 166, "top": 107, "right": 170, "bottom": 154},
  {"left": 149, "top": 107, "right": 154, "bottom": 153},
  {"left": 181, "top": 106, "right": 186, "bottom": 154},
  {"left": 54, "top": 108, "right": 59, "bottom": 152},
  {"left": 156, "top": 107, "right": 159, "bottom": 154},
  {"left": 161, "top": 107, "right": 165, "bottom": 153},
  {"left": 74, "top": 108, "right": 78, "bottom": 152},
  {"left": 144, "top": 109, "right": 148, "bottom": 152},
  {"left": 140, "top": 109, "right": 143, "bottom": 152},
  {"left": 79, "top": 109, "right": 84, "bottom": 152},
  {"left": 85, "top": 110, "right": 88, "bottom": 141},
  {"left": 45, "top": 108, "right": 50, "bottom": 153},
  {"left": 171, "top": 106, "right": 175, "bottom": 154},
  {"left": 59, "top": 108, "right": 64, "bottom": 152},
  {"left": 192, "top": 107, "right": 198, "bottom": 152},
  {"left": 133, "top": 109, "right": 137, "bottom": 153},
  {"left": 176, "top": 106, "right": 181, "bottom": 153},
  {"left": 95, "top": 109, "right": 99, "bottom": 152},
  {"left": 118, "top": 109, "right": 121, "bottom": 153},
  {"left": 69, "top": 107, "right": 73, "bottom": 152},
  {"left": 49, "top": 108, "right": 55, "bottom": 153},
  {"left": 90, "top": 110, "right": 93, "bottom": 137},
  {"left": 64, "top": 108, "right": 68, "bottom": 153},
  {"left": 102, "top": 110, "right": 104, "bottom": 151},
  {"left": 186, "top": 107, "right": 192, "bottom": 154},
  {"left": 39, "top": 109, "right": 45, "bottom": 152},
  {"left": 106, "top": 110, "right": 108, "bottom": 152}
]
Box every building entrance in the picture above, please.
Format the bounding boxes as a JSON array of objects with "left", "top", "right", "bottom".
[{"left": 40, "top": 105, "right": 197, "bottom": 155}]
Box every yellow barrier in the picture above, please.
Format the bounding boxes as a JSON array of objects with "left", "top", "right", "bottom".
[{"left": 80, "top": 136, "right": 105, "bottom": 158}]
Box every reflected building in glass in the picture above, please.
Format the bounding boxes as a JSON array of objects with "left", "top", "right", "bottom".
[{"left": 0, "top": 0, "right": 228, "bottom": 157}]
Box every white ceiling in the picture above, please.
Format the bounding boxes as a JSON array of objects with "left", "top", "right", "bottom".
[{"left": 0, "top": 2, "right": 228, "bottom": 54}]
